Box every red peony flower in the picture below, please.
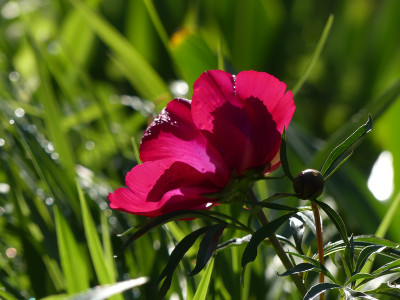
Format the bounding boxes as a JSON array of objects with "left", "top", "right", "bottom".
[{"left": 108, "top": 70, "right": 295, "bottom": 217}]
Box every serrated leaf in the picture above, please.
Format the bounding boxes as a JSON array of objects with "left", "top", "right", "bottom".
[
  {"left": 355, "top": 245, "right": 386, "bottom": 274},
  {"left": 190, "top": 223, "right": 226, "bottom": 276},
  {"left": 280, "top": 128, "right": 294, "bottom": 181},
  {"left": 304, "top": 283, "right": 342, "bottom": 300},
  {"left": 321, "top": 114, "right": 373, "bottom": 176},
  {"left": 313, "top": 199, "right": 349, "bottom": 247},
  {"left": 156, "top": 226, "right": 210, "bottom": 299},
  {"left": 241, "top": 212, "right": 295, "bottom": 278}
]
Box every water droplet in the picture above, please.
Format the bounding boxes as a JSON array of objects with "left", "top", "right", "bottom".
[
  {"left": 0, "top": 183, "right": 10, "bottom": 193},
  {"left": 85, "top": 141, "right": 95, "bottom": 150},
  {"left": 5, "top": 247, "right": 17, "bottom": 258},
  {"left": 45, "top": 197, "right": 54, "bottom": 206},
  {"left": 1, "top": 2, "right": 20, "bottom": 19},
  {"left": 9, "top": 71, "right": 20, "bottom": 82},
  {"left": 9, "top": 119, "right": 15, "bottom": 125},
  {"left": 15, "top": 108, "right": 25, "bottom": 118},
  {"left": 51, "top": 153, "right": 59, "bottom": 160}
]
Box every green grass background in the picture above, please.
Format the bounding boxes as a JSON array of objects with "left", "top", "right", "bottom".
[{"left": 0, "top": 0, "right": 399, "bottom": 299}]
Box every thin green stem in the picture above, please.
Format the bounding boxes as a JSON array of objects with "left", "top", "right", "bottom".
[{"left": 246, "top": 189, "right": 307, "bottom": 297}]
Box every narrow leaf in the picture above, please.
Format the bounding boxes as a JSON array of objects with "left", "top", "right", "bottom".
[
  {"left": 289, "top": 217, "right": 305, "bottom": 254},
  {"left": 278, "top": 263, "right": 316, "bottom": 277},
  {"left": 313, "top": 199, "right": 349, "bottom": 247},
  {"left": 304, "top": 283, "right": 342, "bottom": 300},
  {"left": 280, "top": 128, "right": 294, "bottom": 181},
  {"left": 69, "top": 277, "right": 149, "bottom": 300},
  {"left": 77, "top": 182, "right": 119, "bottom": 296},
  {"left": 321, "top": 114, "right": 373, "bottom": 176},
  {"left": 241, "top": 213, "right": 295, "bottom": 275},
  {"left": 244, "top": 200, "right": 299, "bottom": 212},
  {"left": 156, "top": 226, "right": 209, "bottom": 298},
  {"left": 190, "top": 223, "right": 226, "bottom": 276},
  {"left": 355, "top": 245, "right": 386, "bottom": 273},
  {"left": 54, "top": 205, "right": 90, "bottom": 293},
  {"left": 114, "top": 210, "right": 226, "bottom": 257},
  {"left": 193, "top": 257, "right": 215, "bottom": 300},
  {"left": 292, "top": 14, "right": 334, "bottom": 96}
]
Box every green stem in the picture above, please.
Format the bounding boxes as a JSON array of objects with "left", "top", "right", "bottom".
[{"left": 246, "top": 189, "right": 307, "bottom": 297}]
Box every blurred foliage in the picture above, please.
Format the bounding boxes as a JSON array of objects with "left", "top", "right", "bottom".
[{"left": 0, "top": 0, "right": 399, "bottom": 299}]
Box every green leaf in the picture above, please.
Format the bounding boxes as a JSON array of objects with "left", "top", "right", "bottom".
[
  {"left": 304, "top": 283, "right": 342, "bottom": 300},
  {"left": 321, "top": 114, "right": 373, "bottom": 176},
  {"left": 241, "top": 212, "right": 295, "bottom": 278},
  {"left": 244, "top": 200, "right": 299, "bottom": 212},
  {"left": 190, "top": 223, "right": 226, "bottom": 276},
  {"left": 343, "top": 287, "right": 378, "bottom": 299},
  {"left": 54, "top": 205, "right": 90, "bottom": 294},
  {"left": 68, "top": 277, "right": 149, "bottom": 300},
  {"left": 278, "top": 262, "right": 317, "bottom": 276},
  {"left": 280, "top": 128, "right": 294, "bottom": 181},
  {"left": 157, "top": 226, "right": 210, "bottom": 299},
  {"left": 355, "top": 245, "right": 386, "bottom": 274},
  {"left": 344, "top": 235, "right": 355, "bottom": 275},
  {"left": 70, "top": 0, "right": 170, "bottom": 101},
  {"left": 114, "top": 210, "right": 231, "bottom": 257},
  {"left": 292, "top": 14, "right": 334, "bottom": 96},
  {"left": 344, "top": 273, "right": 376, "bottom": 286},
  {"left": 289, "top": 217, "right": 305, "bottom": 254},
  {"left": 313, "top": 199, "right": 350, "bottom": 247},
  {"left": 193, "top": 257, "right": 215, "bottom": 300},
  {"left": 77, "top": 181, "right": 120, "bottom": 299},
  {"left": 285, "top": 252, "right": 337, "bottom": 283}
]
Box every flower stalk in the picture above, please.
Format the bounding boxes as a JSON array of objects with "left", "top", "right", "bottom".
[
  {"left": 311, "top": 200, "right": 325, "bottom": 300},
  {"left": 246, "top": 188, "right": 307, "bottom": 297}
]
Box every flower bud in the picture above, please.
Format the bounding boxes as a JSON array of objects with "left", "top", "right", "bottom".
[{"left": 293, "top": 169, "right": 324, "bottom": 200}]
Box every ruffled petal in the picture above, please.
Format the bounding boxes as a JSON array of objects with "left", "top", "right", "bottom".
[
  {"left": 140, "top": 98, "right": 229, "bottom": 187},
  {"left": 235, "top": 70, "right": 295, "bottom": 133},
  {"left": 191, "top": 70, "right": 282, "bottom": 174},
  {"left": 108, "top": 159, "right": 219, "bottom": 217}
]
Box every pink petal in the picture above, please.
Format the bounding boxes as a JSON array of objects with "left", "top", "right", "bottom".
[
  {"left": 108, "top": 159, "right": 219, "bottom": 217},
  {"left": 235, "top": 70, "right": 295, "bottom": 133},
  {"left": 191, "top": 70, "right": 282, "bottom": 174},
  {"left": 140, "top": 98, "right": 229, "bottom": 187}
]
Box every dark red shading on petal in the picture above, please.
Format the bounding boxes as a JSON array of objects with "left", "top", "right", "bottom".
[
  {"left": 140, "top": 98, "right": 229, "bottom": 187},
  {"left": 108, "top": 159, "right": 219, "bottom": 218},
  {"left": 235, "top": 70, "right": 295, "bottom": 133},
  {"left": 192, "top": 70, "right": 283, "bottom": 174}
]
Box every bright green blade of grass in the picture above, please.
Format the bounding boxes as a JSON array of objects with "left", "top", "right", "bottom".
[
  {"left": 292, "top": 14, "right": 334, "bottom": 96},
  {"left": 54, "top": 205, "right": 90, "bottom": 294},
  {"left": 70, "top": 0, "right": 170, "bottom": 102},
  {"left": 77, "top": 181, "right": 122, "bottom": 300},
  {"left": 193, "top": 257, "right": 215, "bottom": 300}
]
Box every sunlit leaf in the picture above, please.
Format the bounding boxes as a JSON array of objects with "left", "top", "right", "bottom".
[
  {"left": 313, "top": 199, "right": 350, "bottom": 247},
  {"left": 321, "top": 114, "right": 373, "bottom": 177},
  {"left": 304, "top": 283, "right": 342, "bottom": 300},
  {"left": 193, "top": 257, "right": 215, "bottom": 300}
]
